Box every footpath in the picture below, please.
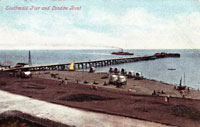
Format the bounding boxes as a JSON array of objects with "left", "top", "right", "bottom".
[{"left": 0, "top": 90, "right": 175, "bottom": 127}]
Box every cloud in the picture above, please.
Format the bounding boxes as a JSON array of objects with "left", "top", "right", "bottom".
[
  {"left": 0, "top": 8, "right": 200, "bottom": 49},
  {"left": 0, "top": 24, "right": 121, "bottom": 49}
]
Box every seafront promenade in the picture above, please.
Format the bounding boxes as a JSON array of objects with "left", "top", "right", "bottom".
[{"left": 0, "top": 90, "right": 174, "bottom": 127}]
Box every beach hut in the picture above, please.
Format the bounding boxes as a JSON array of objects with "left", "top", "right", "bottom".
[
  {"left": 24, "top": 71, "right": 32, "bottom": 78},
  {"left": 109, "top": 75, "right": 118, "bottom": 85},
  {"left": 127, "top": 71, "right": 135, "bottom": 78},
  {"left": 121, "top": 68, "right": 127, "bottom": 75},
  {"left": 118, "top": 75, "right": 127, "bottom": 85},
  {"left": 114, "top": 68, "right": 119, "bottom": 74},
  {"left": 109, "top": 67, "right": 113, "bottom": 73},
  {"left": 89, "top": 67, "right": 95, "bottom": 73},
  {"left": 135, "top": 72, "right": 143, "bottom": 80}
]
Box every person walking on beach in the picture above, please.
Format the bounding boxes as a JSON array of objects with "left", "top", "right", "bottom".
[
  {"left": 164, "top": 95, "right": 170, "bottom": 103},
  {"left": 167, "top": 95, "right": 170, "bottom": 102},
  {"left": 187, "top": 87, "right": 190, "bottom": 92}
]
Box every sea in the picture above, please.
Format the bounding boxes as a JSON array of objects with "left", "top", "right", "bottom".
[{"left": 0, "top": 49, "right": 200, "bottom": 89}]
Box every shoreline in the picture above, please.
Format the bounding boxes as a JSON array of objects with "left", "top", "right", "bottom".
[{"left": 32, "top": 70, "right": 200, "bottom": 100}]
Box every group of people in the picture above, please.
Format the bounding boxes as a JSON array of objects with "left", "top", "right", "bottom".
[{"left": 152, "top": 90, "right": 170, "bottom": 103}]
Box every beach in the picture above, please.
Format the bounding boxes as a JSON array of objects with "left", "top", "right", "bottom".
[
  {"left": 33, "top": 70, "right": 200, "bottom": 99},
  {"left": 1, "top": 71, "right": 200, "bottom": 127}
]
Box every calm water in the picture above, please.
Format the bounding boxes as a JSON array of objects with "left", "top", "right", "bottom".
[{"left": 1, "top": 49, "right": 200, "bottom": 89}]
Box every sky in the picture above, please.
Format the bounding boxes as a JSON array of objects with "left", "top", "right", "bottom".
[{"left": 0, "top": 0, "right": 200, "bottom": 49}]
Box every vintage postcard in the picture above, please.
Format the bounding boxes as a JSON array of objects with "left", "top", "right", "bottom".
[{"left": 0, "top": 0, "right": 200, "bottom": 127}]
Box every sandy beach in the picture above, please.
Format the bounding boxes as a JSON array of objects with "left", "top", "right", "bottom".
[
  {"left": 33, "top": 70, "right": 200, "bottom": 99},
  {"left": 1, "top": 71, "right": 200, "bottom": 127}
]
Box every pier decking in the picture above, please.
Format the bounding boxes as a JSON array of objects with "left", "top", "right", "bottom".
[{"left": 4, "top": 53, "right": 180, "bottom": 72}]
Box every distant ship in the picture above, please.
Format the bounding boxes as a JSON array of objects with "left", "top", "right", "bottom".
[
  {"left": 111, "top": 49, "right": 134, "bottom": 55},
  {"left": 168, "top": 68, "right": 176, "bottom": 71}
]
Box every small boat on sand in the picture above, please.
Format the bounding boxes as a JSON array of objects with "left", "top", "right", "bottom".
[{"left": 177, "top": 75, "right": 186, "bottom": 90}]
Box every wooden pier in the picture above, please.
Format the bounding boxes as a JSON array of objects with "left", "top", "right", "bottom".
[{"left": 4, "top": 53, "right": 180, "bottom": 72}]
